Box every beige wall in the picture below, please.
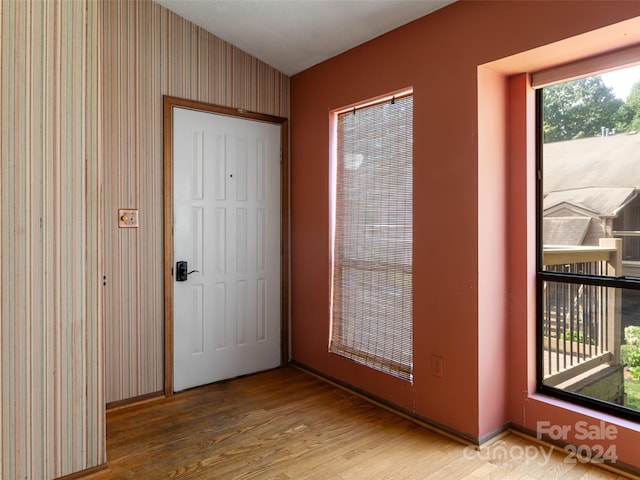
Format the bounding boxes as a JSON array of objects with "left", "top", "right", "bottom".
[
  {"left": 102, "top": 0, "right": 290, "bottom": 403},
  {"left": 1, "top": 0, "right": 289, "bottom": 477},
  {"left": 1, "top": 1, "right": 104, "bottom": 478}
]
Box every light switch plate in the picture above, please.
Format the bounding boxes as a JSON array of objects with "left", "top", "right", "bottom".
[{"left": 118, "top": 209, "right": 139, "bottom": 228}]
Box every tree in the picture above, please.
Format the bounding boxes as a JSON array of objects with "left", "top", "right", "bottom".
[
  {"left": 543, "top": 76, "right": 624, "bottom": 143},
  {"left": 618, "top": 79, "right": 640, "bottom": 131}
]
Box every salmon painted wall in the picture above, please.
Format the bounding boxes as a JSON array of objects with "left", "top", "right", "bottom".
[{"left": 290, "top": 0, "right": 640, "bottom": 464}]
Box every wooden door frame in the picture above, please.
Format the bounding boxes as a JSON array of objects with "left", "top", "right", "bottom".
[{"left": 162, "top": 95, "right": 289, "bottom": 396}]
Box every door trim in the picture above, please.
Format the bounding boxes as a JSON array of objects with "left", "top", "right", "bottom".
[{"left": 162, "top": 95, "right": 289, "bottom": 395}]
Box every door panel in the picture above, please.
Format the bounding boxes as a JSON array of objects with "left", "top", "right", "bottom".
[{"left": 172, "top": 107, "right": 281, "bottom": 392}]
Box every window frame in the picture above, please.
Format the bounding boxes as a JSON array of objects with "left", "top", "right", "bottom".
[{"left": 535, "top": 85, "right": 640, "bottom": 422}]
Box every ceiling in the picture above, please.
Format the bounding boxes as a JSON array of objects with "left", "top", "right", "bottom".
[{"left": 153, "top": 0, "right": 456, "bottom": 76}]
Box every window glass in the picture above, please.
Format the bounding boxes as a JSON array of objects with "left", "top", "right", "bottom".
[
  {"left": 330, "top": 93, "right": 413, "bottom": 381},
  {"left": 539, "top": 66, "right": 640, "bottom": 418}
]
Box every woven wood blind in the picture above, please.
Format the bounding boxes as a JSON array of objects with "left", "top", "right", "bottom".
[{"left": 330, "top": 94, "right": 413, "bottom": 381}]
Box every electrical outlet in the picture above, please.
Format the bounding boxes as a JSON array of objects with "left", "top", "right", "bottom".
[
  {"left": 431, "top": 355, "right": 444, "bottom": 378},
  {"left": 118, "top": 209, "right": 139, "bottom": 228}
]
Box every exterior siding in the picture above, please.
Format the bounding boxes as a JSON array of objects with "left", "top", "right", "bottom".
[
  {"left": 0, "top": 0, "right": 104, "bottom": 478},
  {"left": 546, "top": 207, "right": 584, "bottom": 217},
  {"left": 101, "top": 0, "right": 290, "bottom": 403},
  {"left": 583, "top": 219, "right": 609, "bottom": 246}
]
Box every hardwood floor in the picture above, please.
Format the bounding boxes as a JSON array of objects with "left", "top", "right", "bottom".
[{"left": 89, "top": 367, "right": 634, "bottom": 479}]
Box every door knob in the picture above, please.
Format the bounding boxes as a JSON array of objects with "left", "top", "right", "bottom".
[{"left": 176, "top": 261, "right": 199, "bottom": 282}]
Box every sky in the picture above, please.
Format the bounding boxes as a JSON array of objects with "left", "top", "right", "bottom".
[{"left": 600, "top": 65, "right": 640, "bottom": 100}]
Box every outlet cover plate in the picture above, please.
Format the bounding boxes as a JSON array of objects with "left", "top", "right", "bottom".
[{"left": 431, "top": 355, "right": 444, "bottom": 378}]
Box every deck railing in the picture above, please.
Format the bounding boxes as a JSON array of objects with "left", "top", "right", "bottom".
[{"left": 541, "top": 238, "right": 622, "bottom": 386}]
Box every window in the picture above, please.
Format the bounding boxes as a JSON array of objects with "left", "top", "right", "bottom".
[
  {"left": 536, "top": 63, "right": 640, "bottom": 419},
  {"left": 329, "top": 92, "right": 413, "bottom": 381}
]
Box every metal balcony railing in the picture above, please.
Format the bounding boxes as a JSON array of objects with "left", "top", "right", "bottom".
[{"left": 541, "top": 239, "right": 622, "bottom": 386}]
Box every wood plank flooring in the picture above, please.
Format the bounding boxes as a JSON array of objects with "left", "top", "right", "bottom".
[{"left": 89, "top": 367, "right": 634, "bottom": 479}]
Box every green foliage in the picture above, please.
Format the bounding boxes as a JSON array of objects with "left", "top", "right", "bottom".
[
  {"left": 614, "top": 80, "right": 640, "bottom": 132},
  {"left": 626, "top": 80, "right": 640, "bottom": 114},
  {"left": 624, "top": 375, "right": 640, "bottom": 410},
  {"left": 621, "top": 344, "right": 640, "bottom": 364},
  {"left": 563, "top": 330, "right": 595, "bottom": 345},
  {"left": 543, "top": 76, "right": 624, "bottom": 143},
  {"left": 625, "top": 325, "right": 640, "bottom": 346},
  {"left": 622, "top": 326, "right": 640, "bottom": 380},
  {"left": 543, "top": 76, "right": 640, "bottom": 142}
]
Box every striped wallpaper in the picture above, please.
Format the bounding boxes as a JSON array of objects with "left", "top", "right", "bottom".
[
  {"left": 102, "top": 0, "right": 289, "bottom": 403},
  {"left": 1, "top": 0, "right": 105, "bottom": 479},
  {"left": 1, "top": 0, "right": 289, "bottom": 477}
]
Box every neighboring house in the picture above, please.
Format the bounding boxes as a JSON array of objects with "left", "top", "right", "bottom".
[
  {"left": 541, "top": 132, "right": 640, "bottom": 406},
  {"left": 544, "top": 132, "right": 640, "bottom": 266}
]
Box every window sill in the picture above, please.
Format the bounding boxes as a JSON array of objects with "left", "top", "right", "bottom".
[{"left": 526, "top": 392, "right": 640, "bottom": 433}]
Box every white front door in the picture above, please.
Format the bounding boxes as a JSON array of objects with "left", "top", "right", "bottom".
[{"left": 172, "top": 106, "right": 281, "bottom": 392}]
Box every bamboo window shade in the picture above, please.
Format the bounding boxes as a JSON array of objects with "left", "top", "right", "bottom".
[{"left": 330, "top": 94, "right": 413, "bottom": 381}]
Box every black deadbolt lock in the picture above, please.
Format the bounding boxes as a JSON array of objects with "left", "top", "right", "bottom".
[{"left": 176, "top": 261, "right": 198, "bottom": 282}]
